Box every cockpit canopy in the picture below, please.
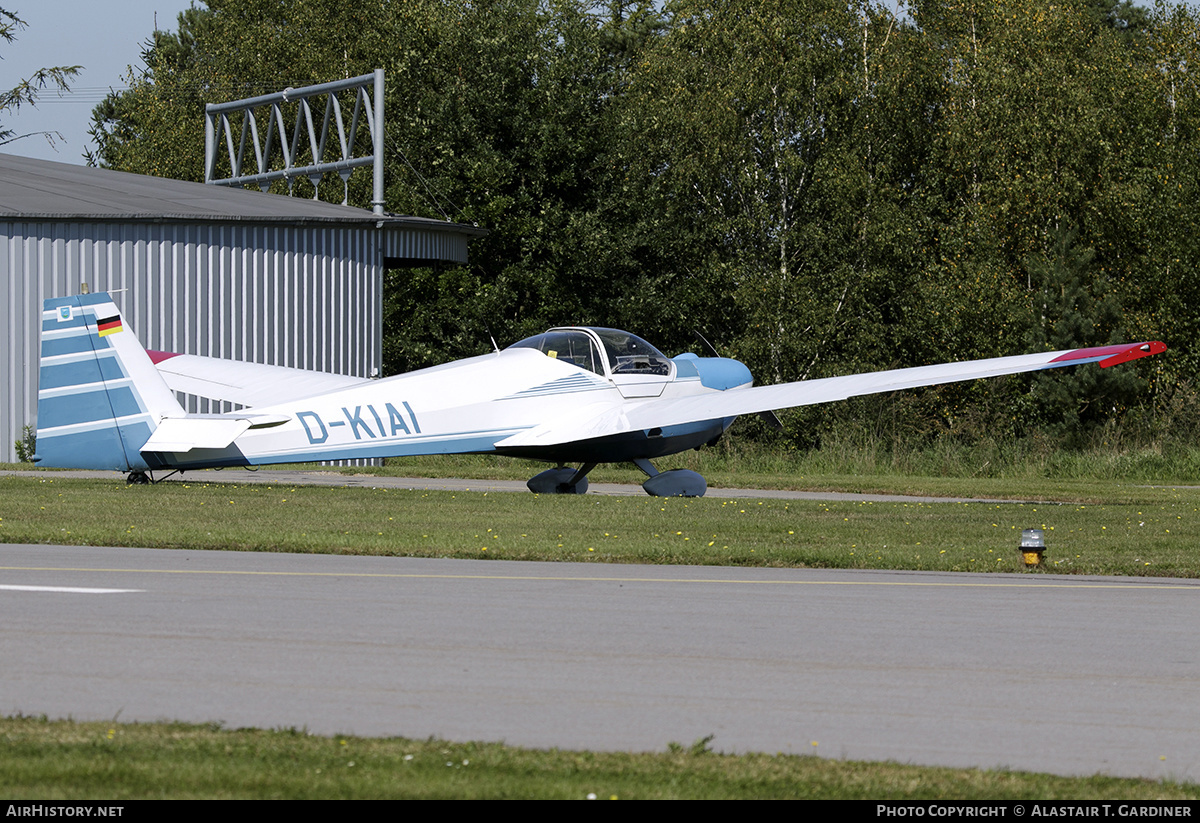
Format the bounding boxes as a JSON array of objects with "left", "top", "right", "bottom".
[{"left": 508, "top": 327, "right": 673, "bottom": 378}]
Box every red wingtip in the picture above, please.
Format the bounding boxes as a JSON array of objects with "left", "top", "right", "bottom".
[
  {"left": 1099, "top": 341, "right": 1167, "bottom": 368},
  {"left": 1049, "top": 341, "right": 1168, "bottom": 368}
]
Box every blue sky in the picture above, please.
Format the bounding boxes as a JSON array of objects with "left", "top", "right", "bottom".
[{"left": 3, "top": 1, "right": 196, "bottom": 165}]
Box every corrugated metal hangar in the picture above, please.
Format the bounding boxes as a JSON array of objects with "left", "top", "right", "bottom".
[{"left": 0, "top": 153, "right": 486, "bottom": 462}]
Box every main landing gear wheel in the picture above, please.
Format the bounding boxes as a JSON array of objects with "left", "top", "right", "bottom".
[
  {"left": 126, "top": 470, "right": 151, "bottom": 485},
  {"left": 634, "top": 458, "right": 707, "bottom": 498},
  {"left": 526, "top": 464, "right": 594, "bottom": 494}
]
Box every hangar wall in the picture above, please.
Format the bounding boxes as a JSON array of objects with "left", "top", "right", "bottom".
[
  {"left": 0, "top": 154, "right": 484, "bottom": 465},
  {"left": 1, "top": 220, "right": 383, "bottom": 462}
]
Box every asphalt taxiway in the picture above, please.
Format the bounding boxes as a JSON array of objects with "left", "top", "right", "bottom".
[{"left": 2, "top": 542, "right": 1197, "bottom": 780}]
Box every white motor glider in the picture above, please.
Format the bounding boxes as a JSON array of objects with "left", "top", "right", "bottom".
[{"left": 34, "top": 292, "right": 1167, "bottom": 496}]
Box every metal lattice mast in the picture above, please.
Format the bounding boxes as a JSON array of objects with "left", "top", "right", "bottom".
[{"left": 205, "top": 70, "right": 385, "bottom": 216}]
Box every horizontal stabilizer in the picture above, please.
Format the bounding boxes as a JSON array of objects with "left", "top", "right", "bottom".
[{"left": 140, "top": 414, "right": 289, "bottom": 453}]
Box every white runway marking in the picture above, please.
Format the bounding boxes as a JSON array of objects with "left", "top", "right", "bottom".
[{"left": 0, "top": 584, "right": 143, "bottom": 594}]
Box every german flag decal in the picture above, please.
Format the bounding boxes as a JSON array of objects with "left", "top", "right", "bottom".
[{"left": 96, "top": 314, "right": 123, "bottom": 337}]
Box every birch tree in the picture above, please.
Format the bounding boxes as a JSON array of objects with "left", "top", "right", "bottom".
[
  {"left": 622, "top": 0, "right": 927, "bottom": 384},
  {"left": 0, "top": 7, "right": 80, "bottom": 147}
]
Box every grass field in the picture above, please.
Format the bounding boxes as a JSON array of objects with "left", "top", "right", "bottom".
[
  {"left": 1, "top": 472, "right": 1197, "bottom": 576},
  {"left": 3, "top": 717, "right": 1198, "bottom": 800}
]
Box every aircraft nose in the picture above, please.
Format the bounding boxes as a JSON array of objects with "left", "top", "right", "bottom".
[{"left": 694, "top": 357, "right": 753, "bottom": 390}]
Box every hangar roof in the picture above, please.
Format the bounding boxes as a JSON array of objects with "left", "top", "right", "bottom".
[{"left": 0, "top": 153, "right": 485, "bottom": 235}]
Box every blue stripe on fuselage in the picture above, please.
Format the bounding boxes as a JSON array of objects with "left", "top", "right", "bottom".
[{"left": 154, "top": 433, "right": 513, "bottom": 470}]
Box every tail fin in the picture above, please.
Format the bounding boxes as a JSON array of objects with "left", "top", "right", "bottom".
[{"left": 36, "top": 293, "right": 186, "bottom": 470}]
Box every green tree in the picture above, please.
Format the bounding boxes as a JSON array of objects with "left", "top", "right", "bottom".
[
  {"left": 1018, "top": 228, "right": 1143, "bottom": 441},
  {"left": 899, "top": 0, "right": 1176, "bottom": 441},
  {"left": 380, "top": 0, "right": 651, "bottom": 371},
  {"left": 84, "top": 0, "right": 1196, "bottom": 449},
  {"left": 1087, "top": 0, "right": 1151, "bottom": 43},
  {"left": 619, "top": 1, "right": 944, "bottom": 388},
  {"left": 0, "top": 7, "right": 80, "bottom": 146},
  {"left": 1136, "top": 2, "right": 1200, "bottom": 392}
]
